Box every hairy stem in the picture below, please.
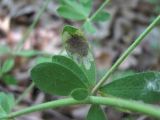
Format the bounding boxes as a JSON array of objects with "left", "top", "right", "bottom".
[
  {"left": 1, "top": 96, "right": 160, "bottom": 119},
  {"left": 15, "top": 0, "right": 51, "bottom": 51},
  {"left": 92, "top": 15, "right": 160, "bottom": 94},
  {"left": 15, "top": 83, "right": 35, "bottom": 105}
]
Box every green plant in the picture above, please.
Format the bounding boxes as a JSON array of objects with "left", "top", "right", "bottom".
[
  {"left": 0, "top": 0, "right": 160, "bottom": 120},
  {"left": 147, "top": 0, "right": 160, "bottom": 14},
  {"left": 57, "top": 0, "right": 110, "bottom": 33}
]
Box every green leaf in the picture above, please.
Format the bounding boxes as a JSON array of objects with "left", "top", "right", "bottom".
[
  {"left": 1, "top": 58, "right": 14, "bottom": 74},
  {"left": 83, "top": 21, "right": 96, "bottom": 33},
  {"left": 71, "top": 88, "right": 89, "bottom": 100},
  {"left": 100, "top": 71, "right": 160, "bottom": 103},
  {"left": 57, "top": 5, "right": 86, "bottom": 20},
  {"left": 31, "top": 62, "right": 87, "bottom": 96},
  {"left": 52, "top": 55, "right": 90, "bottom": 86},
  {"left": 79, "top": 0, "right": 93, "bottom": 14},
  {"left": 15, "top": 50, "right": 39, "bottom": 57},
  {"left": 58, "top": 0, "right": 89, "bottom": 17},
  {"left": 92, "top": 10, "right": 110, "bottom": 22},
  {"left": 59, "top": 0, "right": 92, "bottom": 15},
  {"left": 86, "top": 105, "right": 107, "bottom": 120},
  {"left": 0, "top": 93, "right": 15, "bottom": 113},
  {"left": 3, "top": 75, "right": 17, "bottom": 85}
]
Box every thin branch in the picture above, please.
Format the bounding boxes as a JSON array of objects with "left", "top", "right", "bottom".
[
  {"left": 15, "top": 0, "right": 52, "bottom": 51},
  {"left": 91, "top": 15, "right": 160, "bottom": 94},
  {"left": 15, "top": 83, "right": 35, "bottom": 105},
  {"left": 13, "top": 0, "right": 52, "bottom": 106}
]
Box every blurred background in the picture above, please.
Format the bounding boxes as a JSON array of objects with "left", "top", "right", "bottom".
[{"left": 0, "top": 0, "right": 160, "bottom": 120}]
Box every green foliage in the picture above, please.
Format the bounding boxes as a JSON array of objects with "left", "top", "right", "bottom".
[
  {"left": 57, "top": 0, "right": 110, "bottom": 33},
  {"left": 92, "top": 10, "right": 110, "bottom": 22},
  {"left": 31, "top": 62, "right": 88, "bottom": 96},
  {"left": 1, "top": 58, "right": 14, "bottom": 74},
  {"left": 31, "top": 18, "right": 160, "bottom": 118},
  {"left": 32, "top": 54, "right": 95, "bottom": 97},
  {"left": 57, "top": 0, "right": 92, "bottom": 20},
  {"left": 86, "top": 105, "right": 107, "bottom": 120},
  {"left": 0, "top": 58, "right": 16, "bottom": 86},
  {"left": 100, "top": 72, "right": 160, "bottom": 103},
  {"left": 3, "top": 75, "right": 17, "bottom": 85},
  {"left": 0, "top": 93, "right": 15, "bottom": 116},
  {"left": 57, "top": 5, "right": 86, "bottom": 20},
  {"left": 52, "top": 55, "right": 90, "bottom": 86},
  {"left": 31, "top": 26, "right": 98, "bottom": 98}
]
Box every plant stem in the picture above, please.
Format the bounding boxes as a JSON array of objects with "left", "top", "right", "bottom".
[
  {"left": 91, "top": 14, "right": 160, "bottom": 94},
  {"left": 15, "top": 0, "right": 51, "bottom": 51},
  {"left": 13, "top": 0, "right": 51, "bottom": 106},
  {"left": 15, "top": 83, "right": 35, "bottom": 105},
  {"left": 1, "top": 96, "right": 160, "bottom": 119},
  {"left": 90, "top": 0, "right": 110, "bottom": 21}
]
